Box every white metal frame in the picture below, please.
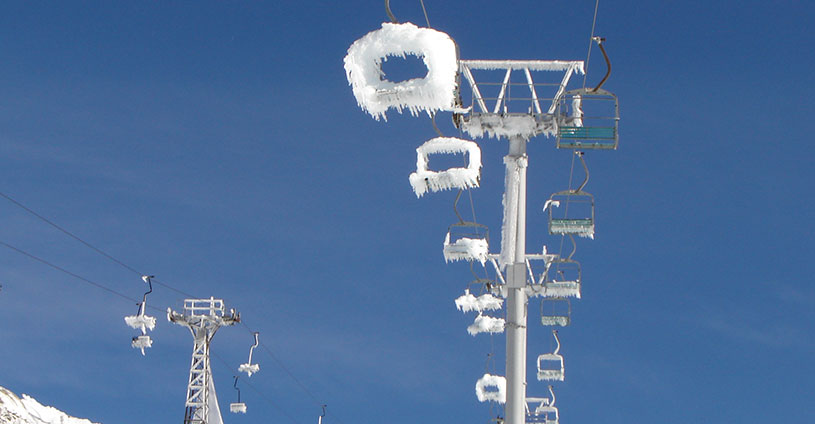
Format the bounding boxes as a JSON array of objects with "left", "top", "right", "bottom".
[{"left": 169, "top": 298, "right": 239, "bottom": 424}]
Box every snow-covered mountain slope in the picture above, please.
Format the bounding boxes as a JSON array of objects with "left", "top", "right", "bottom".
[{"left": 0, "top": 386, "right": 98, "bottom": 424}]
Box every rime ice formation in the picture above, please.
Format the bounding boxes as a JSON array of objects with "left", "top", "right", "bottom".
[
  {"left": 124, "top": 314, "right": 156, "bottom": 334},
  {"left": 475, "top": 374, "right": 506, "bottom": 403},
  {"left": 410, "top": 137, "right": 481, "bottom": 197},
  {"left": 455, "top": 290, "right": 503, "bottom": 313},
  {"left": 344, "top": 22, "right": 458, "bottom": 120},
  {"left": 238, "top": 363, "right": 260, "bottom": 377},
  {"left": 0, "top": 386, "right": 98, "bottom": 424},
  {"left": 467, "top": 314, "right": 505, "bottom": 335},
  {"left": 443, "top": 235, "right": 489, "bottom": 264}
]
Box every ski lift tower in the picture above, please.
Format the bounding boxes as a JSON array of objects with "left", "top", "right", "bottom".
[
  {"left": 344, "top": 16, "right": 618, "bottom": 424},
  {"left": 168, "top": 298, "right": 240, "bottom": 424},
  {"left": 455, "top": 59, "right": 586, "bottom": 424}
]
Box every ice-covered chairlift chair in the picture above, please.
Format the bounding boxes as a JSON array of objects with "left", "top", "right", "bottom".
[
  {"left": 537, "top": 330, "right": 565, "bottom": 381},
  {"left": 540, "top": 297, "right": 571, "bottom": 327},
  {"left": 230, "top": 376, "right": 247, "bottom": 414},
  {"left": 124, "top": 275, "right": 157, "bottom": 355},
  {"left": 557, "top": 37, "right": 619, "bottom": 150},
  {"left": 539, "top": 257, "right": 582, "bottom": 299},
  {"left": 546, "top": 152, "right": 595, "bottom": 238},
  {"left": 443, "top": 190, "right": 489, "bottom": 264},
  {"left": 526, "top": 386, "right": 559, "bottom": 424},
  {"left": 239, "top": 332, "right": 260, "bottom": 377}
]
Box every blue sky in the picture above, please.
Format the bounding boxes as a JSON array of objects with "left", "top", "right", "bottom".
[{"left": 0, "top": 1, "right": 813, "bottom": 423}]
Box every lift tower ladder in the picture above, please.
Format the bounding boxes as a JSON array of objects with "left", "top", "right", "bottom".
[{"left": 169, "top": 297, "right": 240, "bottom": 424}]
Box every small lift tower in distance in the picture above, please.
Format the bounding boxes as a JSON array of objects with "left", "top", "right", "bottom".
[{"left": 168, "top": 298, "right": 240, "bottom": 424}]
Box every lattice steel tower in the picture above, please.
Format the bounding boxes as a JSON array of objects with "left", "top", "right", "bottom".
[{"left": 168, "top": 298, "right": 240, "bottom": 424}]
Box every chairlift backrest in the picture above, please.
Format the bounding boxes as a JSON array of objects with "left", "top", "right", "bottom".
[
  {"left": 444, "top": 221, "right": 490, "bottom": 264},
  {"left": 556, "top": 87, "right": 619, "bottom": 150},
  {"left": 537, "top": 331, "right": 564, "bottom": 381},
  {"left": 547, "top": 190, "right": 595, "bottom": 238},
  {"left": 540, "top": 297, "right": 571, "bottom": 327},
  {"left": 540, "top": 259, "right": 582, "bottom": 299},
  {"left": 447, "top": 220, "right": 489, "bottom": 242}
]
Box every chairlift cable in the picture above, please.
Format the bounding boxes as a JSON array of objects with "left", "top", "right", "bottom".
[
  {"left": 555, "top": 152, "right": 578, "bottom": 261},
  {"left": 419, "top": 0, "right": 431, "bottom": 27},
  {"left": 0, "top": 240, "right": 140, "bottom": 305},
  {"left": 238, "top": 321, "right": 347, "bottom": 424},
  {"left": 0, "top": 191, "right": 141, "bottom": 276},
  {"left": 581, "top": 0, "right": 601, "bottom": 89},
  {"left": 211, "top": 352, "right": 305, "bottom": 424},
  {"left": 0, "top": 190, "right": 198, "bottom": 299}
]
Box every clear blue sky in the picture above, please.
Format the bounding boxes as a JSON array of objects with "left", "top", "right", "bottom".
[{"left": 0, "top": 1, "right": 813, "bottom": 423}]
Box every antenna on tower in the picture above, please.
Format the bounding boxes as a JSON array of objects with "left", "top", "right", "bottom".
[{"left": 169, "top": 297, "right": 240, "bottom": 424}]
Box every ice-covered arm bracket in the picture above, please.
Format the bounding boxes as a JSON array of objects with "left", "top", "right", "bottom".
[
  {"left": 343, "top": 22, "right": 458, "bottom": 120},
  {"left": 409, "top": 137, "right": 481, "bottom": 197}
]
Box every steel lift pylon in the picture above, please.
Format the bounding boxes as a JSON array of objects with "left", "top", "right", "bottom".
[{"left": 169, "top": 298, "right": 240, "bottom": 424}]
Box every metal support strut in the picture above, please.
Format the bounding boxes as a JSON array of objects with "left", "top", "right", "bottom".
[{"left": 504, "top": 136, "right": 528, "bottom": 424}]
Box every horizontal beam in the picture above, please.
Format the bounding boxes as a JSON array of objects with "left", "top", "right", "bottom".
[{"left": 461, "top": 60, "right": 584, "bottom": 73}]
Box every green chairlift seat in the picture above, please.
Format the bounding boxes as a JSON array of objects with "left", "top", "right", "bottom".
[
  {"left": 540, "top": 297, "right": 571, "bottom": 327},
  {"left": 556, "top": 87, "right": 619, "bottom": 150},
  {"left": 539, "top": 259, "right": 582, "bottom": 299},
  {"left": 547, "top": 190, "right": 595, "bottom": 238}
]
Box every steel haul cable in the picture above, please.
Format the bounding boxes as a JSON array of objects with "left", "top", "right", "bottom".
[{"left": 0, "top": 190, "right": 197, "bottom": 299}]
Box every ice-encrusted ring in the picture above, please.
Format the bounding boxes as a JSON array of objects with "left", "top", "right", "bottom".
[{"left": 343, "top": 22, "right": 458, "bottom": 120}]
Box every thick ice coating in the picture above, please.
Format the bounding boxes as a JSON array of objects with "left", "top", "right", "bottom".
[
  {"left": 124, "top": 314, "right": 156, "bottom": 334},
  {"left": 410, "top": 137, "right": 481, "bottom": 197},
  {"left": 455, "top": 290, "right": 503, "bottom": 313},
  {"left": 467, "top": 314, "right": 505, "bottom": 335},
  {"left": 475, "top": 374, "right": 506, "bottom": 403},
  {"left": 344, "top": 22, "right": 458, "bottom": 120}
]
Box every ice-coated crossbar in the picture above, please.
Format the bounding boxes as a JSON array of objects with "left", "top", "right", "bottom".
[{"left": 456, "top": 60, "right": 584, "bottom": 140}]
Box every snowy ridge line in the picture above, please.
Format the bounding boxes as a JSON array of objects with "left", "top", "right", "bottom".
[
  {"left": 461, "top": 60, "right": 584, "bottom": 73},
  {"left": 344, "top": 22, "right": 459, "bottom": 120},
  {"left": 0, "top": 386, "right": 98, "bottom": 424}
]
